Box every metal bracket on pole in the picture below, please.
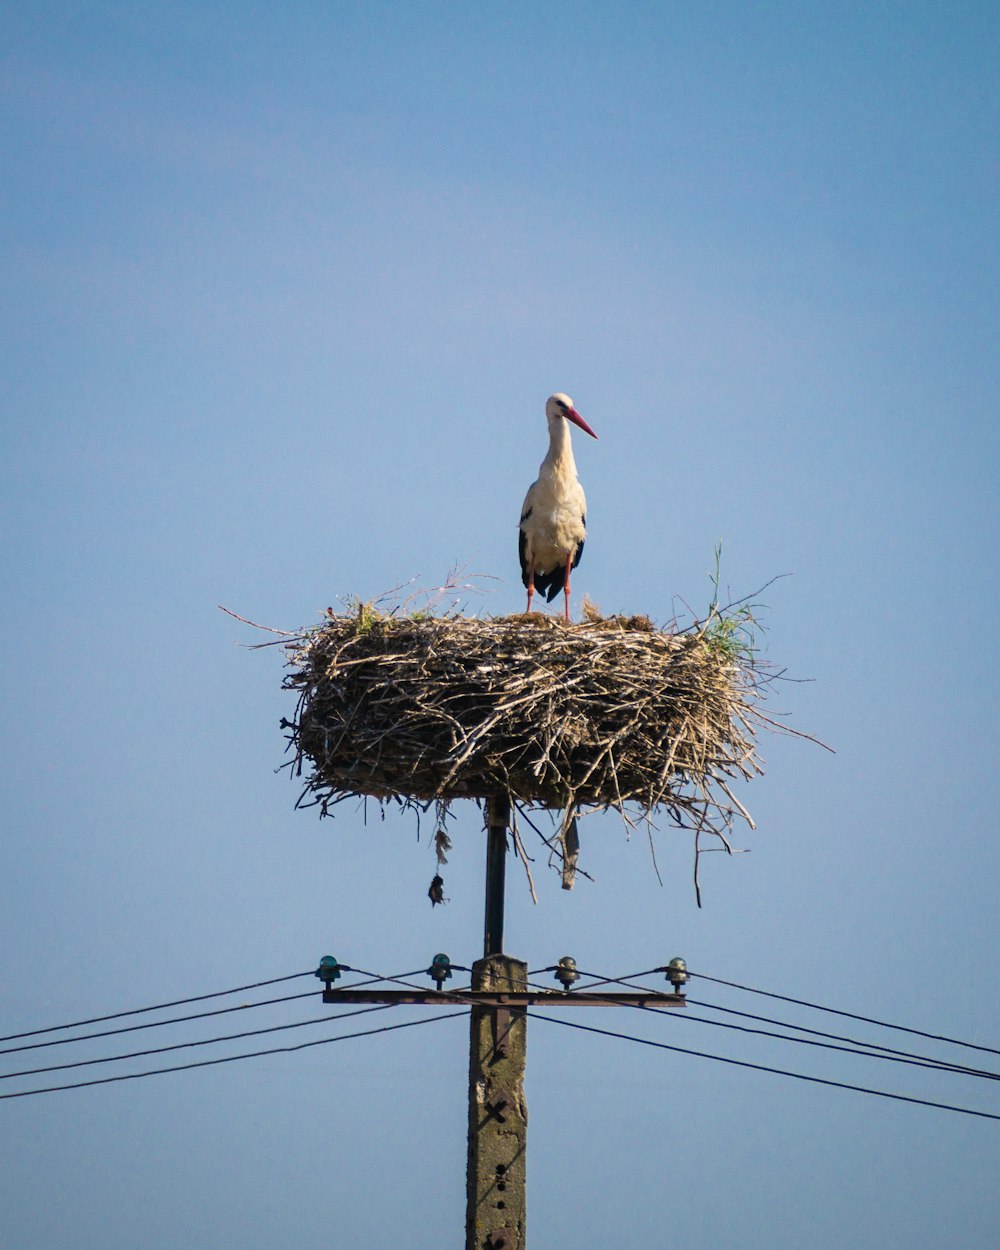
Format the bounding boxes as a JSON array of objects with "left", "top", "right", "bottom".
[{"left": 322, "top": 988, "right": 687, "bottom": 1008}]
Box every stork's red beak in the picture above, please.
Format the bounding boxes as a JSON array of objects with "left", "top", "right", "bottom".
[{"left": 567, "top": 408, "right": 598, "bottom": 439}]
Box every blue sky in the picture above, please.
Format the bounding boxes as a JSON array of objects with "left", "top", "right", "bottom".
[{"left": 2, "top": 4, "right": 998, "bottom": 1247}]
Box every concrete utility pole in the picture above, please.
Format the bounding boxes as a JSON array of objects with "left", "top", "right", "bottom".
[
  {"left": 466, "top": 952, "right": 527, "bottom": 1250},
  {"left": 466, "top": 795, "right": 526, "bottom": 1250}
]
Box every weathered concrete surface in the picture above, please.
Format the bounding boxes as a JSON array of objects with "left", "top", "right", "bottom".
[{"left": 466, "top": 955, "right": 528, "bottom": 1250}]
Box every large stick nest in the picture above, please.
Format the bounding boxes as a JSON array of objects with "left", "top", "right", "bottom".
[{"left": 281, "top": 604, "right": 768, "bottom": 843}]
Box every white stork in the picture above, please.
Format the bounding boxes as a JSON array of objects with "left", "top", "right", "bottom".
[{"left": 519, "top": 393, "right": 598, "bottom": 621}]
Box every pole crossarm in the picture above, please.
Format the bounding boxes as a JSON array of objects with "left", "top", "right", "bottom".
[{"left": 321, "top": 989, "right": 687, "bottom": 1008}]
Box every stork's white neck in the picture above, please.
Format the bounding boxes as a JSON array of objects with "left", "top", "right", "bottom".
[{"left": 541, "top": 416, "right": 578, "bottom": 480}]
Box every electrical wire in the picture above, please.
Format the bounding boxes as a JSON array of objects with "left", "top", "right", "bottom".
[
  {"left": 322, "top": 967, "right": 483, "bottom": 1001},
  {"left": 573, "top": 968, "right": 664, "bottom": 991},
  {"left": 527, "top": 967, "right": 664, "bottom": 989},
  {"left": 561, "top": 971, "right": 1000, "bottom": 1082},
  {"left": 0, "top": 1010, "right": 468, "bottom": 1101},
  {"left": 685, "top": 999, "right": 1000, "bottom": 1081},
  {"left": 676, "top": 1007, "right": 1000, "bottom": 1081},
  {"left": 0, "top": 969, "right": 430, "bottom": 1057},
  {"left": 9, "top": 957, "right": 994, "bottom": 1118},
  {"left": 327, "top": 963, "right": 998, "bottom": 1090},
  {"left": 0, "top": 989, "right": 316, "bottom": 1057},
  {"left": 0, "top": 1004, "right": 397, "bottom": 1082},
  {"left": 0, "top": 966, "right": 472, "bottom": 1086},
  {"left": 687, "top": 971, "right": 1000, "bottom": 1058},
  {"left": 530, "top": 1013, "right": 1000, "bottom": 1123},
  {"left": 346, "top": 965, "right": 473, "bottom": 985},
  {"left": 0, "top": 970, "right": 315, "bottom": 1044}
]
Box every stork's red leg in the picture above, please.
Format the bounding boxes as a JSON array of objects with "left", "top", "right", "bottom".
[
  {"left": 563, "top": 552, "right": 573, "bottom": 622},
  {"left": 525, "top": 559, "right": 536, "bottom": 614}
]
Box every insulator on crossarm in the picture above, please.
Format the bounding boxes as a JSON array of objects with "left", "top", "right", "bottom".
[
  {"left": 315, "top": 955, "right": 341, "bottom": 990},
  {"left": 665, "top": 957, "right": 688, "bottom": 994},
  {"left": 428, "top": 953, "right": 453, "bottom": 990},
  {"left": 554, "top": 956, "right": 580, "bottom": 990}
]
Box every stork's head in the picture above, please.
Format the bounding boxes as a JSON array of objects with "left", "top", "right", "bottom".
[{"left": 546, "top": 393, "right": 598, "bottom": 439}]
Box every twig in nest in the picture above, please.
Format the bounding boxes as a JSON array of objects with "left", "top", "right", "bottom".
[
  {"left": 510, "top": 811, "right": 538, "bottom": 906},
  {"left": 645, "top": 816, "right": 664, "bottom": 888}
]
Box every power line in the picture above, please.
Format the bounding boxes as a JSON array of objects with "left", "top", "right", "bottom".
[
  {"left": 562, "top": 971, "right": 1000, "bottom": 1081},
  {"left": 346, "top": 965, "right": 473, "bottom": 986},
  {"left": 0, "top": 970, "right": 315, "bottom": 1044},
  {"left": 0, "top": 1010, "right": 467, "bottom": 1101},
  {"left": 0, "top": 1004, "right": 397, "bottom": 1082},
  {"left": 0, "top": 969, "right": 428, "bottom": 1058},
  {"left": 0, "top": 989, "right": 317, "bottom": 1057},
  {"left": 529, "top": 967, "right": 663, "bottom": 988},
  {"left": 17, "top": 971, "right": 989, "bottom": 1092},
  {"left": 0, "top": 966, "right": 473, "bottom": 1087},
  {"left": 9, "top": 960, "right": 995, "bottom": 1112},
  {"left": 530, "top": 1013, "right": 1000, "bottom": 1123},
  {"left": 676, "top": 1006, "right": 1000, "bottom": 1081},
  {"left": 385, "top": 965, "right": 997, "bottom": 1089},
  {"left": 686, "top": 999, "right": 1000, "bottom": 1081},
  {"left": 688, "top": 970, "right": 1000, "bottom": 1058},
  {"left": 575, "top": 969, "right": 664, "bottom": 991}
]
